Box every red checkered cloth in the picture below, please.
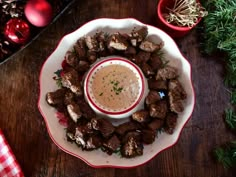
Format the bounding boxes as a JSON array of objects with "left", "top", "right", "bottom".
[{"left": 0, "top": 130, "right": 24, "bottom": 177}]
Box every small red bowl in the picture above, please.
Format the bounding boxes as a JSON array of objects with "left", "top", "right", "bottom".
[{"left": 157, "top": 0, "right": 202, "bottom": 38}]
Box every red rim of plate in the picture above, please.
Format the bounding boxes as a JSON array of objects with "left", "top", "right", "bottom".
[
  {"left": 84, "top": 57, "right": 145, "bottom": 115},
  {"left": 38, "top": 18, "right": 196, "bottom": 169}
]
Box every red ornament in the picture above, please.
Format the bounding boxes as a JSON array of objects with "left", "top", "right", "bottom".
[
  {"left": 4, "top": 18, "right": 30, "bottom": 44},
  {"left": 24, "top": 0, "right": 53, "bottom": 27}
]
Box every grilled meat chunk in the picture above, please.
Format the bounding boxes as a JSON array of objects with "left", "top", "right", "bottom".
[
  {"left": 141, "top": 63, "right": 155, "bottom": 77},
  {"left": 61, "top": 69, "right": 83, "bottom": 96},
  {"left": 85, "top": 134, "right": 102, "bottom": 150},
  {"left": 168, "top": 80, "right": 186, "bottom": 113},
  {"left": 64, "top": 90, "right": 74, "bottom": 105},
  {"left": 67, "top": 102, "right": 82, "bottom": 122},
  {"left": 77, "top": 99, "right": 96, "bottom": 120},
  {"left": 121, "top": 132, "right": 143, "bottom": 158},
  {"left": 148, "top": 119, "right": 164, "bottom": 130},
  {"left": 132, "top": 110, "right": 149, "bottom": 123},
  {"left": 165, "top": 113, "right": 178, "bottom": 134},
  {"left": 75, "top": 60, "right": 90, "bottom": 73},
  {"left": 149, "top": 101, "right": 167, "bottom": 119},
  {"left": 139, "top": 40, "right": 162, "bottom": 52},
  {"left": 129, "top": 26, "right": 148, "bottom": 47},
  {"left": 46, "top": 88, "right": 66, "bottom": 106},
  {"left": 74, "top": 38, "right": 87, "bottom": 59},
  {"left": 148, "top": 79, "right": 167, "bottom": 90},
  {"left": 87, "top": 50, "right": 97, "bottom": 64},
  {"left": 65, "top": 50, "right": 79, "bottom": 67},
  {"left": 156, "top": 66, "right": 178, "bottom": 80},
  {"left": 149, "top": 53, "right": 163, "bottom": 71},
  {"left": 103, "top": 135, "right": 121, "bottom": 153},
  {"left": 107, "top": 33, "right": 128, "bottom": 50},
  {"left": 124, "top": 46, "right": 137, "bottom": 57},
  {"left": 115, "top": 121, "right": 141, "bottom": 136},
  {"left": 142, "top": 129, "right": 156, "bottom": 144},
  {"left": 91, "top": 118, "right": 115, "bottom": 138},
  {"left": 85, "top": 36, "right": 98, "bottom": 51},
  {"left": 145, "top": 90, "right": 161, "bottom": 105},
  {"left": 131, "top": 51, "right": 151, "bottom": 65}
]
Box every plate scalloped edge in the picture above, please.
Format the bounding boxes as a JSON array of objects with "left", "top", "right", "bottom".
[{"left": 38, "top": 18, "right": 195, "bottom": 168}]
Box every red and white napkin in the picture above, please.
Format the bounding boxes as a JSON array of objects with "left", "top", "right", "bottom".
[{"left": 0, "top": 130, "right": 24, "bottom": 177}]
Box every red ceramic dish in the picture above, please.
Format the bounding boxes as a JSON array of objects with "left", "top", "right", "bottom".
[{"left": 157, "top": 0, "right": 202, "bottom": 38}]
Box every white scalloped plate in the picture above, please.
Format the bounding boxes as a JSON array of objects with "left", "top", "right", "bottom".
[{"left": 38, "top": 18, "right": 195, "bottom": 168}]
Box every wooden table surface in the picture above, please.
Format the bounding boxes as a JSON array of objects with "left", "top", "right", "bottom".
[{"left": 0, "top": 0, "right": 236, "bottom": 176}]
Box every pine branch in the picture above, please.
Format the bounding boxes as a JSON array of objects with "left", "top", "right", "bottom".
[{"left": 225, "top": 109, "right": 236, "bottom": 130}]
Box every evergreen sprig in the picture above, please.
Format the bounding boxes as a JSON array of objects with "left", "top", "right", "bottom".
[
  {"left": 214, "top": 142, "right": 236, "bottom": 168},
  {"left": 225, "top": 109, "right": 236, "bottom": 130}
]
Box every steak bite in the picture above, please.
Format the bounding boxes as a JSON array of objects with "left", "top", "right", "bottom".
[
  {"left": 74, "top": 38, "right": 87, "bottom": 59},
  {"left": 64, "top": 90, "right": 75, "bottom": 105},
  {"left": 124, "top": 46, "right": 137, "bottom": 57},
  {"left": 145, "top": 90, "right": 161, "bottom": 105},
  {"left": 139, "top": 40, "right": 162, "bottom": 52},
  {"left": 91, "top": 118, "right": 115, "bottom": 138},
  {"left": 107, "top": 33, "right": 128, "bottom": 50},
  {"left": 67, "top": 102, "right": 82, "bottom": 122},
  {"left": 148, "top": 79, "right": 167, "bottom": 90},
  {"left": 165, "top": 112, "right": 178, "bottom": 134},
  {"left": 65, "top": 50, "right": 79, "bottom": 67},
  {"left": 129, "top": 26, "right": 148, "bottom": 47},
  {"left": 87, "top": 50, "right": 97, "bottom": 64},
  {"left": 132, "top": 51, "right": 151, "bottom": 65},
  {"left": 103, "top": 135, "right": 121, "bottom": 154},
  {"left": 85, "top": 36, "right": 98, "bottom": 51},
  {"left": 61, "top": 69, "right": 83, "bottom": 96},
  {"left": 115, "top": 121, "right": 141, "bottom": 136},
  {"left": 121, "top": 131, "right": 143, "bottom": 158},
  {"left": 75, "top": 60, "right": 90, "bottom": 73},
  {"left": 85, "top": 134, "right": 102, "bottom": 150},
  {"left": 132, "top": 110, "right": 149, "bottom": 123},
  {"left": 46, "top": 88, "right": 66, "bottom": 106},
  {"left": 156, "top": 66, "right": 178, "bottom": 80},
  {"left": 149, "top": 101, "right": 168, "bottom": 119},
  {"left": 148, "top": 119, "right": 164, "bottom": 130},
  {"left": 141, "top": 63, "right": 155, "bottom": 77},
  {"left": 142, "top": 129, "right": 156, "bottom": 144},
  {"left": 149, "top": 53, "right": 163, "bottom": 71},
  {"left": 77, "top": 99, "right": 96, "bottom": 120}
]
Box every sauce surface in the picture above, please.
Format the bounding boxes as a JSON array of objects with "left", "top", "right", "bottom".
[{"left": 91, "top": 64, "right": 140, "bottom": 111}]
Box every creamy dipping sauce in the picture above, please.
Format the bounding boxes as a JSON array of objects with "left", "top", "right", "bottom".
[{"left": 91, "top": 64, "right": 140, "bottom": 111}]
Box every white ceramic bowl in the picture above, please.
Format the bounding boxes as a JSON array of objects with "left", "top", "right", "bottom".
[
  {"left": 38, "top": 18, "right": 195, "bottom": 168},
  {"left": 84, "top": 56, "right": 148, "bottom": 119}
]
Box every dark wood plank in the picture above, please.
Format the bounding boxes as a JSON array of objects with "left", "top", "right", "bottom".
[{"left": 0, "top": 0, "right": 235, "bottom": 176}]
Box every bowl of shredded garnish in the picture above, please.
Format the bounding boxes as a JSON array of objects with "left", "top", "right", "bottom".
[{"left": 157, "top": 0, "right": 207, "bottom": 37}]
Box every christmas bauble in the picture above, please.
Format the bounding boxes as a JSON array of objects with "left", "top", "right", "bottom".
[
  {"left": 4, "top": 18, "right": 30, "bottom": 44},
  {"left": 24, "top": 0, "right": 52, "bottom": 27}
]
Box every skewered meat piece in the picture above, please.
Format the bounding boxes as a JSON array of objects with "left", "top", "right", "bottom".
[
  {"left": 103, "top": 135, "right": 121, "bottom": 153},
  {"left": 145, "top": 90, "right": 161, "bottom": 105},
  {"left": 142, "top": 129, "right": 156, "bottom": 144},
  {"left": 46, "top": 88, "right": 66, "bottom": 106},
  {"left": 91, "top": 118, "right": 115, "bottom": 138},
  {"left": 67, "top": 102, "right": 82, "bottom": 122},
  {"left": 107, "top": 33, "right": 128, "bottom": 50},
  {"left": 74, "top": 38, "right": 87, "bottom": 59},
  {"left": 115, "top": 121, "right": 141, "bottom": 136},
  {"left": 132, "top": 110, "right": 149, "bottom": 123},
  {"left": 156, "top": 66, "right": 178, "bottom": 80},
  {"left": 148, "top": 79, "right": 167, "bottom": 90},
  {"left": 121, "top": 131, "right": 143, "bottom": 158},
  {"left": 85, "top": 134, "right": 102, "bottom": 150},
  {"left": 61, "top": 69, "right": 83, "bottom": 96},
  {"left": 131, "top": 51, "right": 151, "bottom": 65},
  {"left": 87, "top": 50, "right": 97, "bottom": 64},
  {"left": 139, "top": 40, "right": 162, "bottom": 52},
  {"left": 169, "top": 99, "right": 184, "bottom": 113},
  {"left": 149, "top": 101, "right": 167, "bottom": 119},
  {"left": 77, "top": 99, "right": 96, "bottom": 120},
  {"left": 149, "top": 53, "right": 163, "bottom": 71},
  {"left": 165, "top": 112, "right": 178, "bottom": 134},
  {"left": 148, "top": 119, "right": 164, "bottom": 130},
  {"left": 129, "top": 26, "right": 148, "bottom": 47},
  {"left": 85, "top": 36, "right": 98, "bottom": 51},
  {"left": 64, "top": 90, "right": 74, "bottom": 105},
  {"left": 141, "top": 63, "right": 155, "bottom": 77}
]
